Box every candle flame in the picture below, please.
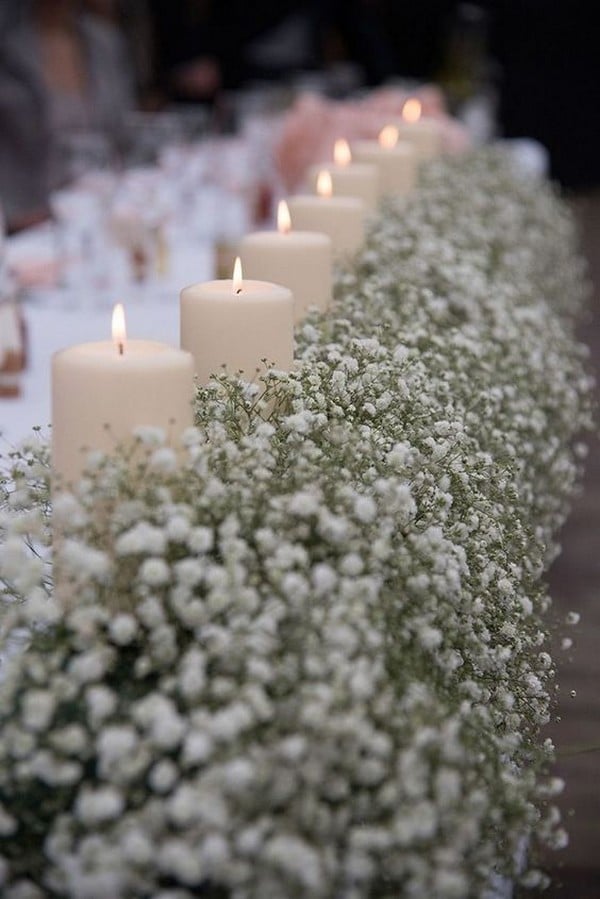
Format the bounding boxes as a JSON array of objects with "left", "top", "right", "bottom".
[
  {"left": 277, "top": 199, "right": 292, "bottom": 234},
  {"left": 379, "top": 124, "right": 399, "bottom": 149},
  {"left": 403, "top": 98, "right": 422, "bottom": 124},
  {"left": 111, "top": 303, "right": 126, "bottom": 355},
  {"left": 316, "top": 169, "right": 333, "bottom": 198},
  {"left": 233, "top": 256, "right": 243, "bottom": 294},
  {"left": 333, "top": 138, "right": 352, "bottom": 166}
]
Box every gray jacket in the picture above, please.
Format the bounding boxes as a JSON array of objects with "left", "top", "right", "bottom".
[{"left": 0, "top": 9, "right": 134, "bottom": 225}]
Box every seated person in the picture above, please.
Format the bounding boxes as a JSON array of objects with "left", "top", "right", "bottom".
[{"left": 0, "top": 0, "right": 134, "bottom": 231}]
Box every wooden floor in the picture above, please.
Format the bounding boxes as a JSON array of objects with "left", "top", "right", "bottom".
[{"left": 526, "top": 192, "right": 600, "bottom": 897}]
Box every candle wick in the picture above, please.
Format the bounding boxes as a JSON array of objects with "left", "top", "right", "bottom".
[
  {"left": 118, "top": 342, "right": 124, "bottom": 356},
  {"left": 236, "top": 288, "right": 242, "bottom": 295}
]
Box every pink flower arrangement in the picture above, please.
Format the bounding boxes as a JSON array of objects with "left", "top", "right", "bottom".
[{"left": 275, "top": 86, "right": 471, "bottom": 191}]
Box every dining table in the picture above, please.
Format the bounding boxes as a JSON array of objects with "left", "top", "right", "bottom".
[{"left": 1, "top": 221, "right": 214, "bottom": 451}]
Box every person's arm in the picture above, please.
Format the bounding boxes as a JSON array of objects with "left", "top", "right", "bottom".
[{"left": 0, "top": 38, "right": 50, "bottom": 230}]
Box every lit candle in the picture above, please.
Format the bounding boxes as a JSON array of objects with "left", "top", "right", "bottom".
[
  {"left": 351, "top": 126, "right": 417, "bottom": 197},
  {"left": 396, "top": 98, "right": 442, "bottom": 163},
  {"left": 180, "top": 257, "right": 294, "bottom": 384},
  {"left": 240, "top": 201, "right": 332, "bottom": 323},
  {"left": 305, "top": 139, "right": 379, "bottom": 211},
  {"left": 286, "top": 171, "right": 366, "bottom": 259},
  {"left": 51, "top": 304, "right": 194, "bottom": 486}
]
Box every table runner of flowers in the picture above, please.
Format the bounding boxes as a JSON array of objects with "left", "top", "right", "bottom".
[{"left": 0, "top": 149, "right": 593, "bottom": 898}]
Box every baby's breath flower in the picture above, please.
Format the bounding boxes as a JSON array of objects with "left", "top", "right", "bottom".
[
  {"left": 138, "top": 557, "right": 170, "bottom": 587},
  {"left": 108, "top": 613, "right": 138, "bottom": 645},
  {"left": 75, "top": 786, "right": 124, "bottom": 825},
  {"left": 132, "top": 426, "right": 166, "bottom": 446},
  {"left": 0, "top": 148, "right": 591, "bottom": 898}
]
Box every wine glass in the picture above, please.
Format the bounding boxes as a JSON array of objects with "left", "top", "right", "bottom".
[
  {"left": 54, "top": 129, "right": 114, "bottom": 185},
  {"left": 49, "top": 188, "right": 107, "bottom": 303}
]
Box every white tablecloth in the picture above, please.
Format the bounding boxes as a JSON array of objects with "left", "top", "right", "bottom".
[{"left": 1, "top": 226, "right": 213, "bottom": 450}]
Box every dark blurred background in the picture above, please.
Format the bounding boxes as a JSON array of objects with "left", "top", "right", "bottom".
[
  {"left": 2, "top": 0, "right": 600, "bottom": 231},
  {"left": 142, "top": 0, "right": 600, "bottom": 191}
]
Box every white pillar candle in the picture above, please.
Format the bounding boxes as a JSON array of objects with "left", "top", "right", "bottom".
[
  {"left": 287, "top": 171, "right": 365, "bottom": 260},
  {"left": 395, "top": 98, "right": 442, "bottom": 162},
  {"left": 306, "top": 138, "right": 379, "bottom": 212},
  {"left": 180, "top": 257, "right": 294, "bottom": 384},
  {"left": 352, "top": 126, "right": 417, "bottom": 197},
  {"left": 52, "top": 304, "right": 194, "bottom": 487},
  {"left": 240, "top": 201, "right": 332, "bottom": 323}
]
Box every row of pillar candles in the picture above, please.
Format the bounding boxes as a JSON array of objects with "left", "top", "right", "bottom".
[{"left": 52, "top": 107, "right": 442, "bottom": 486}]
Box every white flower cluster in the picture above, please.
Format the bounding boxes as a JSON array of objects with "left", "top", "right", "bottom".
[{"left": 0, "top": 151, "right": 592, "bottom": 898}]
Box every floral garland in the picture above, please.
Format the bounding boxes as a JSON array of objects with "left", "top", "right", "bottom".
[{"left": 0, "top": 150, "right": 593, "bottom": 898}]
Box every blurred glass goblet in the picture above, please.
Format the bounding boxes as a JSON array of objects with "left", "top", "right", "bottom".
[
  {"left": 49, "top": 188, "right": 106, "bottom": 302},
  {"left": 54, "top": 130, "right": 114, "bottom": 186}
]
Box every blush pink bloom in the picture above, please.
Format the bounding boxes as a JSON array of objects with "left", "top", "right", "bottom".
[{"left": 275, "top": 86, "right": 471, "bottom": 191}]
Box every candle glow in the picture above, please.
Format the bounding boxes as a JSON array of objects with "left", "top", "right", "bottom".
[
  {"left": 241, "top": 206, "right": 333, "bottom": 322},
  {"left": 233, "top": 256, "right": 243, "bottom": 294},
  {"left": 181, "top": 270, "right": 294, "bottom": 383},
  {"left": 316, "top": 170, "right": 333, "bottom": 198},
  {"left": 53, "top": 324, "right": 194, "bottom": 487},
  {"left": 333, "top": 138, "right": 352, "bottom": 166},
  {"left": 379, "top": 125, "right": 399, "bottom": 150},
  {"left": 277, "top": 200, "right": 292, "bottom": 235},
  {"left": 111, "top": 303, "right": 126, "bottom": 356},
  {"left": 402, "top": 98, "right": 422, "bottom": 124}
]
